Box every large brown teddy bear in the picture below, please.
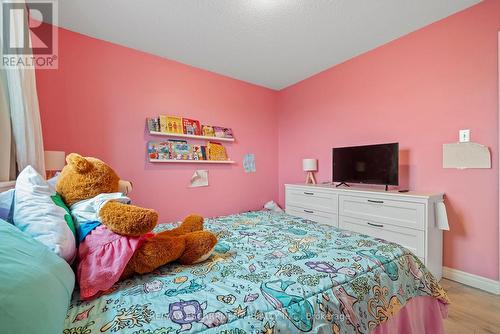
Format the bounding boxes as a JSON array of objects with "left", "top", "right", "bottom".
[{"left": 56, "top": 153, "right": 217, "bottom": 299}]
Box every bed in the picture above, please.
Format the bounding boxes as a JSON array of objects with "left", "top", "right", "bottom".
[{"left": 63, "top": 211, "right": 448, "bottom": 334}]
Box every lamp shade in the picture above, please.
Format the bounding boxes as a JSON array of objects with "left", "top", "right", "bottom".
[
  {"left": 44, "top": 151, "right": 66, "bottom": 171},
  {"left": 302, "top": 159, "right": 317, "bottom": 172}
]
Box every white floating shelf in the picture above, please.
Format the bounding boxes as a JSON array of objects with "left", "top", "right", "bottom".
[
  {"left": 150, "top": 159, "right": 235, "bottom": 164},
  {"left": 149, "top": 131, "right": 235, "bottom": 142}
]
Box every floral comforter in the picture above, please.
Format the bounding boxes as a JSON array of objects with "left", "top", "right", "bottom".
[{"left": 63, "top": 211, "right": 448, "bottom": 334}]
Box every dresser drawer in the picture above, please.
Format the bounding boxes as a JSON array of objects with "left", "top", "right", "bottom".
[
  {"left": 339, "top": 215, "right": 424, "bottom": 258},
  {"left": 339, "top": 195, "right": 425, "bottom": 230},
  {"left": 286, "top": 206, "right": 338, "bottom": 227},
  {"left": 286, "top": 187, "right": 338, "bottom": 213}
]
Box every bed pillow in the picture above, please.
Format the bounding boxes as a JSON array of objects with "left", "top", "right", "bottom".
[
  {"left": 0, "top": 188, "right": 14, "bottom": 222},
  {"left": 0, "top": 218, "right": 75, "bottom": 334},
  {"left": 13, "top": 166, "right": 76, "bottom": 262},
  {"left": 47, "top": 172, "right": 60, "bottom": 192}
]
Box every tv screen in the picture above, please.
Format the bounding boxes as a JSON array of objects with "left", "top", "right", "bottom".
[{"left": 332, "top": 143, "right": 399, "bottom": 186}]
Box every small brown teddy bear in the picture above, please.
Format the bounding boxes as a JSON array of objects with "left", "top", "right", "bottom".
[{"left": 56, "top": 153, "right": 217, "bottom": 299}]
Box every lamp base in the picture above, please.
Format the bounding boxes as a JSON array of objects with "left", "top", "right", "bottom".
[{"left": 305, "top": 171, "right": 317, "bottom": 184}]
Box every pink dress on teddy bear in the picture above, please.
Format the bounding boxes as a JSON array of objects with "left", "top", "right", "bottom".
[{"left": 70, "top": 193, "right": 153, "bottom": 300}]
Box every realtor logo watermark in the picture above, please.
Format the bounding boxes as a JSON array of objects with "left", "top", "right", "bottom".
[{"left": 2, "top": 0, "right": 58, "bottom": 69}]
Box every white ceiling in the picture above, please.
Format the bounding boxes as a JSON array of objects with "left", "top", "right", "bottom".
[{"left": 56, "top": 0, "right": 481, "bottom": 90}]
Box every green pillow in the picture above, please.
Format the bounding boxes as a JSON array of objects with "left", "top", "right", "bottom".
[{"left": 0, "top": 219, "right": 75, "bottom": 334}]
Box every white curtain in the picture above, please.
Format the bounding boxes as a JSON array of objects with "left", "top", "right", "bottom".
[
  {"left": 0, "top": 69, "right": 12, "bottom": 182},
  {"left": 0, "top": 1, "right": 45, "bottom": 178}
]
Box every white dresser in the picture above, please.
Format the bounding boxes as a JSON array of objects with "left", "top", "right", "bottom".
[{"left": 285, "top": 184, "right": 444, "bottom": 280}]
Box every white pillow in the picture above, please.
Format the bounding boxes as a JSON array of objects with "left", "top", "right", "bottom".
[
  {"left": 0, "top": 189, "right": 14, "bottom": 221},
  {"left": 13, "top": 166, "right": 76, "bottom": 263},
  {"left": 46, "top": 172, "right": 60, "bottom": 192}
]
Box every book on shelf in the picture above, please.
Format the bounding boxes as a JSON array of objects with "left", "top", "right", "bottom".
[
  {"left": 213, "top": 126, "right": 234, "bottom": 138},
  {"left": 192, "top": 145, "right": 204, "bottom": 160},
  {"left": 200, "top": 146, "right": 208, "bottom": 160},
  {"left": 167, "top": 116, "right": 183, "bottom": 134},
  {"left": 148, "top": 140, "right": 212, "bottom": 161},
  {"left": 148, "top": 141, "right": 170, "bottom": 160},
  {"left": 146, "top": 118, "right": 160, "bottom": 132},
  {"left": 201, "top": 125, "right": 215, "bottom": 137},
  {"left": 159, "top": 115, "right": 167, "bottom": 132},
  {"left": 169, "top": 139, "right": 190, "bottom": 160},
  {"left": 182, "top": 118, "right": 201, "bottom": 136},
  {"left": 158, "top": 115, "right": 183, "bottom": 134},
  {"left": 207, "top": 141, "right": 228, "bottom": 161},
  {"left": 149, "top": 116, "right": 234, "bottom": 139}
]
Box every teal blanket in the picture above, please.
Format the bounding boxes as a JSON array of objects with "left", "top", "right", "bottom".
[{"left": 63, "top": 211, "right": 448, "bottom": 334}]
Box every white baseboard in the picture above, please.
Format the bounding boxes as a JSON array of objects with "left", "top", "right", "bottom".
[{"left": 443, "top": 266, "right": 500, "bottom": 295}]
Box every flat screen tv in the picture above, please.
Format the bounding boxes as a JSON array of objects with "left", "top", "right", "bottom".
[{"left": 332, "top": 143, "right": 399, "bottom": 187}]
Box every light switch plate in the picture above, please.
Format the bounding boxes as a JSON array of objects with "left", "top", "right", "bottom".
[{"left": 459, "top": 129, "right": 470, "bottom": 143}]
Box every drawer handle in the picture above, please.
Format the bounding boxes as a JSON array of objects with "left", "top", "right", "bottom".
[
  {"left": 367, "top": 222, "right": 384, "bottom": 228},
  {"left": 367, "top": 199, "right": 384, "bottom": 204},
  {"left": 304, "top": 192, "right": 315, "bottom": 195},
  {"left": 304, "top": 209, "right": 314, "bottom": 214}
]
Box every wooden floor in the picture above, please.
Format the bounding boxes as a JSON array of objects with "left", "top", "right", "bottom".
[{"left": 441, "top": 279, "right": 500, "bottom": 333}]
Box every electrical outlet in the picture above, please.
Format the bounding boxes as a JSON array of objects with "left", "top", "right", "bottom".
[{"left": 459, "top": 129, "right": 470, "bottom": 143}]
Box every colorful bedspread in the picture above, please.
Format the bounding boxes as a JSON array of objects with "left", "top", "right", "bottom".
[{"left": 63, "top": 211, "right": 448, "bottom": 334}]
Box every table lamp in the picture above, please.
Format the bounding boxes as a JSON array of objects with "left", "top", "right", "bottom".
[
  {"left": 44, "top": 151, "right": 65, "bottom": 179},
  {"left": 303, "top": 158, "right": 317, "bottom": 184}
]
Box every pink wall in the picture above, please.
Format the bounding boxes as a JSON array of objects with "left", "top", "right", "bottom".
[
  {"left": 278, "top": 0, "right": 500, "bottom": 280},
  {"left": 36, "top": 28, "right": 279, "bottom": 222},
  {"left": 36, "top": 1, "right": 499, "bottom": 280}
]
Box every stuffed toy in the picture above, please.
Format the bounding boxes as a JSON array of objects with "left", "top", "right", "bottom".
[{"left": 56, "top": 153, "right": 217, "bottom": 300}]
